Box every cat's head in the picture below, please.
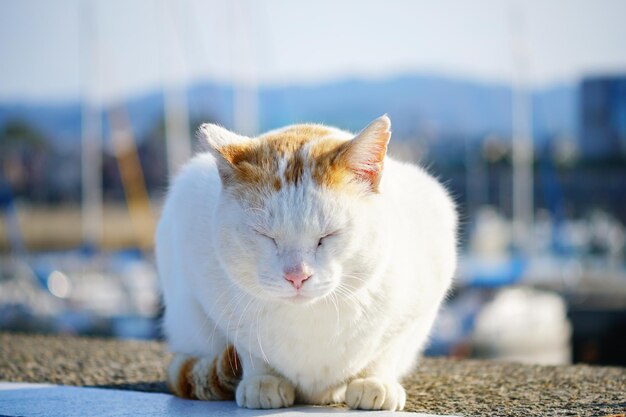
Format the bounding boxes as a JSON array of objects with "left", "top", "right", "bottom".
[{"left": 199, "top": 116, "right": 392, "bottom": 304}]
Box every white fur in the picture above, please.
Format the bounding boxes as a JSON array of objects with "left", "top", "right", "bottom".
[{"left": 156, "top": 119, "right": 457, "bottom": 410}]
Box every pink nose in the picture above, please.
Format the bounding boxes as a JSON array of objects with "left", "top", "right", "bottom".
[{"left": 284, "top": 271, "right": 312, "bottom": 290}]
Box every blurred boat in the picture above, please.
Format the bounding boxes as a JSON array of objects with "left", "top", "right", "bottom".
[{"left": 0, "top": 249, "right": 160, "bottom": 339}]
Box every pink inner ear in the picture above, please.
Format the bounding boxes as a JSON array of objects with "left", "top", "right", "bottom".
[
  {"left": 348, "top": 134, "right": 389, "bottom": 189},
  {"left": 355, "top": 162, "right": 383, "bottom": 185}
]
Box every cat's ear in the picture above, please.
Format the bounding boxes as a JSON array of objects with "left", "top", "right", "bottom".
[
  {"left": 197, "top": 123, "right": 249, "bottom": 155},
  {"left": 342, "top": 115, "right": 391, "bottom": 191},
  {"left": 197, "top": 123, "right": 250, "bottom": 183}
]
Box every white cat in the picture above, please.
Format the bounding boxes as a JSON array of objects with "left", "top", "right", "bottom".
[{"left": 155, "top": 115, "right": 457, "bottom": 411}]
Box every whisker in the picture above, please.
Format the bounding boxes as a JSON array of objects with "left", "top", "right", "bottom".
[
  {"left": 234, "top": 296, "right": 255, "bottom": 353},
  {"left": 247, "top": 300, "right": 261, "bottom": 371},
  {"left": 255, "top": 304, "right": 270, "bottom": 364}
]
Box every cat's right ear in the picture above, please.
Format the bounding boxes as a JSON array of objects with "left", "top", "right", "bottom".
[
  {"left": 197, "top": 123, "right": 249, "bottom": 183},
  {"left": 197, "top": 123, "right": 250, "bottom": 155}
]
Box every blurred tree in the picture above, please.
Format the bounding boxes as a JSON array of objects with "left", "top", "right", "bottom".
[
  {"left": 0, "top": 120, "right": 50, "bottom": 200},
  {"left": 1, "top": 120, "right": 49, "bottom": 149}
]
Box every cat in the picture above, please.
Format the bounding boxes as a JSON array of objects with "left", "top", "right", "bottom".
[{"left": 155, "top": 115, "right": 457, "bottom": 411}]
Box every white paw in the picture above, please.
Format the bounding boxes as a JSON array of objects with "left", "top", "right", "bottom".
[
  {"left": 235, "top": 375, "right": 295, "bottom": 409},
  {"left": 345, "top": 377, "right": 406, "bottom": 411}
]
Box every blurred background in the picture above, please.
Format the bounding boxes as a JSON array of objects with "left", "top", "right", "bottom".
[{"left": 1, "top": 0, "right": 625, "bottom": 366}]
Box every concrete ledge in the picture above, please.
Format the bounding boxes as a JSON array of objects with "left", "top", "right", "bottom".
[{"left": 1, "top": 333, "right": 624, "bottom": 416}]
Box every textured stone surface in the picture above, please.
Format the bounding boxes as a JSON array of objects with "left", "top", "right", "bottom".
[{"left": 1, "top": 332, "right": 624, "bottom": 416}]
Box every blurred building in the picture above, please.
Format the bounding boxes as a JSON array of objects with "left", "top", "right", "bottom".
[{"left": 580, "top": 76, "right": 626, "bottom": 159}]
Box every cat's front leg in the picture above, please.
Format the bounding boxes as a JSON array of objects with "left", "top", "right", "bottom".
[
  {"left": 235, "top": 352, "right": 295, "bottom": 409},
  {"left": 345, "top": 344, "right": 407, "bottom": 411},
  {"left": 345, "top": 377, "right": 406, "bottom": 411}
]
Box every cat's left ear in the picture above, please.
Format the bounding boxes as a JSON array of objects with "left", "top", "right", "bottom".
[{"left": 342, "top": 115, "right": 391, "bottom": 191}]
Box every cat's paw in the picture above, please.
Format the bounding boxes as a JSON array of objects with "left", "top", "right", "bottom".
[
  {"left": 345, "top": 377, "right": 406, "bottom": 411},
  {"left": 235, "top": 375, "right": 295, "bottom": 409}
]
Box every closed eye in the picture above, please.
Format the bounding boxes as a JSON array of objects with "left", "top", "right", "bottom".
[
  {"left": 254, "top": 229, "right": 278, "bottom": 247},
  {"left": 318, "top": 231, "right": 339, "bottom": 247}
]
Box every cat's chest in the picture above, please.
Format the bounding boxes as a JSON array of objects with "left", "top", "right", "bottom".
[{"left": 252, "top": 302, "right": 383, "bottom": 388}]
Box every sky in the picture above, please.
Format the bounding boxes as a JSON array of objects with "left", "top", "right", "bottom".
[{"left": 1, "top": 0, "right": 626, "bottom": 103}]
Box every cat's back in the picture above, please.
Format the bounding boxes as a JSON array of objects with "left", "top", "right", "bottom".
[
  {"left": 382, "top": 158, "right": 456, "bottom": 230},
  {"left": 381, "top": 157, "right": 457, "bottom": 283},
  {"left": 158, "top": 152, "right": 221, "bottom": 228},
  {"left": 155, "top": 153, "right": 221, "bottom": 289}
]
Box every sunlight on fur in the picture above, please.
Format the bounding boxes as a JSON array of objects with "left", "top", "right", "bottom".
[{"left": 155, "top": 115, "right": 457, "bottom": 411}]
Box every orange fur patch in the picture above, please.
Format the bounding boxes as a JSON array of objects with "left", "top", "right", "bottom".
[
  {"left": 220, "top": 344, "right": 242, "bottom": 382},
  {"left": 206, "top": 357, "right": 232, "bottom": 400},
  {"left": 215, "top": 124, "right": 371, "bottom": 194},
  {"left": 171, "top": 357, "right": 197, "bottom": 399},
  {"left": 309, "top": 139, "right": 356, "bottom": 190},
  {"left": 168, "top": 346, "right": 242, "bottom": 401},
  {"left": 213, "top": 345, "right": 242, "bottom": 398}
]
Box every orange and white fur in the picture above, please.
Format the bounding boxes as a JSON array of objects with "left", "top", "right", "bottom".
[{"left": 156, "top": 116, "right": 457, "bottom": 411}]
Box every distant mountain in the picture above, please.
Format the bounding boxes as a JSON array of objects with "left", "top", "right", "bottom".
[
  {"left": 261, "top": 75, "right": 514, "bottom": 137},
  {"left": 0, "top": 102, "right": 82, "bottom": 149},
  {"left": 0, "top": 74, "right": 578, "bottom": 150},
  {"left": 261, "top": 76, "right": 577, "bottom": 140}
]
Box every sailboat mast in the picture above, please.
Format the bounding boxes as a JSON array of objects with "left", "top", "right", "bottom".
[
  {"left": 510, "top": 6, "right": 534, "bottom": 254},
  {"left": 232, "top": 0, "right": 258, "bottom": 136},
  {"left": 160, "top": 0, "right": 192, "bottom": 179},
  {"left": 80, "top": 0, "right": 103, "bottom": 249}
]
